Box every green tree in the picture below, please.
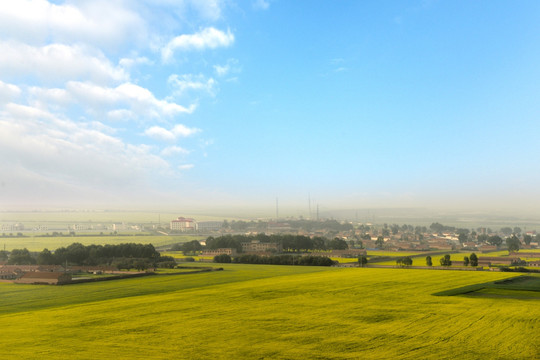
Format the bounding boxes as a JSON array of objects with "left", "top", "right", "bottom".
[
  {"left": 213, "top": 254, "right": 232, "bottom": 263},
  {"left": 426, "top": 255, "right": 432, "bottom": 267},
  {"left": 65, "top": 242, "right": 89, "bottom": 265},
  {"left": 487, "top": 235, "right": 503, "bottom": 246},
  {"left": 463, "top": 256, "right": 469, "bottom": 266},
  {"left": 506, "top": 235, "right": 520, "bottom": 252},
  {"left": 458, "top": 233, "right": 468, "bottom": 244},
  {"left": 358, "top": 255, "right": 368, "bottom": 267},
  {"left": 329, "top": 238, "right": 348, "bottom": 250},
  {"left": 403, "top": 256, "right": 413, "bottom": 266},
  {"left": 500, "top": 227, "right": 513, "bottom": 236},
  {"left": 37, "top": 248, "right": 55, "bottom": 265},
  {"left": 523, "top": 234, "right": 532, "bottom": 245},
  {"left": 8, "top": 248, "right": 36, "bottom": 265},
  {"left": 396, "top": 256, "right": 412, "bottom": 267},
  {"left": 477, "top": 234, "right": 489, "bottom": 243},
  {"left": 469, "top": 253, "right": 478, "bottom": 266},
  {"left": 180, "top": 240, "right": 203, "bottom": 254},
  {"left": 375, "top": 236, "right": 384, "bottom": 249},
  {"left": 439, "top": 254, "right": 452, "bottom": 267}
]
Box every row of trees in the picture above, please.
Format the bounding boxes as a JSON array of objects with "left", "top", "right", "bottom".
[
  {"left": 174, "top": 234, "right": 351, "bottom": 254},
  {"left": 424, "top": 253, "right": 479, "bottom": 267},
  {"left": 220, "top": 219, "right": 355, "bottom": 233},
  {"left": 396, "top": 256, "right": 413, "bottom": 267},
  {"left": 213, "top": 254, "right": 334, "bottom": 266},
  {"left": 5, "top": 243, "right": 165, "bottom": 266}
]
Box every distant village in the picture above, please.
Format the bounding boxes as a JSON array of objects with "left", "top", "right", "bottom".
[
  {"left": 167, "top": 216, "right": 539, "bottom": 252},
  {"left": 2, "top": 216, "right": 540, "bottom": 285}
]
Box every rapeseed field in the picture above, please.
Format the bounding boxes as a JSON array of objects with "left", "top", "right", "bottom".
[{"left": 0, "top": 265, "right": 538, "bottom": 359}]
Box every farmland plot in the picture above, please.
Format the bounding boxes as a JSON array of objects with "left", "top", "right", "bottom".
[{"left": 0, "top": 265, "right": 538, "bottom": 359}]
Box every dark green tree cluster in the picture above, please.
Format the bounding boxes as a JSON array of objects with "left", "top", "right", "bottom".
[
  {"left": 0, "top": 250, "right": 8, "bottom": 261},
  {"left": 230, "top": 254, "right": 334, "bottom": 266},
  {"left": 425, "top": 255, "right": 433, "bottom": 266},
  {"left": 9, "top": 243, "right": 162, "bottom": 267},
  {"left": 358, "top": 255, "right": 368, "bottom": 267},
  {"left": 487, "top": 235, "right": 503, "bottom": 246},
  {"left": 172, "top": 240, "right": 203, "bottom": 254},
  {"left": 205, "top": 235, "right": 246, "bottom": 252},
  {"left": 396, "top": 256, "right": 413, "bottom": 267},
  {"left": 506, "top": 235, "right": 520, "bottom": 252},
  {"left": 439, "top": 254, "right": 452, "bottom": 266},
  {"left": 429, "top": 223, "right": 456, "bottom": 233},
  {"left": 205, "top": 234, "right": 348, "bottom": 253},
  {"left": 7, "top": 248, "right": 35, "bottom": 265},
  {"left": 213, "top": 254, "right": 232, "bottom": 263},
  {"left": 469, "top": 253, "right": 478, "bottom": 266}
]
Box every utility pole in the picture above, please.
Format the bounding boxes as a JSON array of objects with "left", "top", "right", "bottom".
[{"left": 308, "top": 193, "right": 312, "bottom": 220}]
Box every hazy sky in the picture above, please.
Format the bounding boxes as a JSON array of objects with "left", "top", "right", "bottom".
[{"left": 1, "top": 1, "right": 539, "bottom": 214}]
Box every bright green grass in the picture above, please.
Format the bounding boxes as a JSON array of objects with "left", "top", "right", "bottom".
[
  {"left": 0, "top": 235, "right": 202, "bottom": 251},
  {"left": 0, "top": 266, "right": 538, "bottom": 359}
]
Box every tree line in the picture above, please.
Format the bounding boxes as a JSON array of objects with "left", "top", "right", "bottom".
[
  {"left": 174, "top": 234, "right": 350, "bottom": 254},
  {"left": 4, "top": 243, "right": 171, "bottom": 268},
  {"left": 213, "top": 253, "right": 334, "bottom": 266}
]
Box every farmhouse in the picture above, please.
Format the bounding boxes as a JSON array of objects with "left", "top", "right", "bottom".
[
  {"left": 477, "top": 257, "right": 520, "bottom": 266},
  {"left": 241, "top": 241, "right": 282, "bottom": 253},
  {"left": 202, "top": 248, "right": 237, "bottom": 257},
  {"left": 15, "top": 272, "right": 72, "bottom": 285},
  {"left": 0, "top": 269, "right": 18, "bottom": 280},
  {"left": 316, "top": 249, "right": 367, "bottom": 258}
]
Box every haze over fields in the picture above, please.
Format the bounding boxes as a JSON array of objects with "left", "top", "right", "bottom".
[{"left": 1, "top": 1, "right": 539, "bottom": 217}]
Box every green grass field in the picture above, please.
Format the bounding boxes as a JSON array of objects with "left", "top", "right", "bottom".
[{"left": 0, "top": 265, "right": 538, "bottom": 359}]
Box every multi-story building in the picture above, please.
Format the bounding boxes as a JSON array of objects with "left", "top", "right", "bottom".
[
  {"left": 196, "top": 221, "right": 222, "bottom": 232},
  {"left": 170, "top": 217, "right": 196, "bottom": 231}
]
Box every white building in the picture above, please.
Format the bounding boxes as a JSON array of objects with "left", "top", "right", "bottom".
[{"left": 170, "top": 217, "right": 196, "bottom": 231}]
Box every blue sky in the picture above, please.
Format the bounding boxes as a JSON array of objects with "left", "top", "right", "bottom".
[{"left": 0, "top": 0, "right": 539, "bottom": 215}]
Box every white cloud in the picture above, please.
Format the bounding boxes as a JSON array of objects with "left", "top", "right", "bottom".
[
  {"left": 168, "top": 74, "right": 217, "bottom": 96},
  {"left": 213, "top": 58, "right": 241, "bottom": 77},
  {"left": 65, "top": 81, "right": 195, "bottom": 119},
  {"left": 253, "top": 0, "right": 270, "bottom": 10},
  {"left": 0, "top": 81, "right": 21, "bottom": 104},
  {"left": 0, "top": 1, "right": 237, "bottom": 207},
  {"left": 186, "top": 0, "right": 223, "bottom": 21},
  {"left": 178, "top": 164, "right": 195, "bottom": 170},
  {"left": 161, "top": 146, "right": 190, "bottom": 156},
  {"left": 28, "top": 86, "right": 72, "bottom": 110},
  {"left": 0, "top": 41, "right": 128, "bottom": 85},
  {"left": 107, "top": 109, "right": 136, "bottom": 122},
  {"left": 0, "top": 105, "right": 170, "bottom": 196},
  {"left": 162, "top": 27, "right": 234, "bottom": 61},
  {"left": 0, "top": 0, "right": 146, "bottom": 50},
  {"left": 119, "top": 56, "right": 153, "bottom": 69},
  {"left": 144, "top": 124, "right": 201, "bottom": 141}
]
